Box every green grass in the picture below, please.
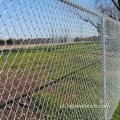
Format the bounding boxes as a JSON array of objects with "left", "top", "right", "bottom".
[
  {"left": 1, "top": 42, "right": 120, "bottom": 119},
  {"left": 27, "top": 65, "right": 104, "bottom": 119},
  {"left": 111, "top": 102, "right": 120, "bottom": 120},
  {"left": 0, "top": 43, "right": 102, "bottom": 82},
  {"left": 0, "top": 42, "right": 106, "bottom": 119}
]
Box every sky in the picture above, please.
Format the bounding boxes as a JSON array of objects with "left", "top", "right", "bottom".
[
  {"left": 81, "top": 0, "right": 95, "bottom": 8},
  {"left": 0, "top": 0, "right": 98, "bottom": 40}
]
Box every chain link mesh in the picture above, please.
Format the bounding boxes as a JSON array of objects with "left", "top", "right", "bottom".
[{"left": 0, "top": 0, "right": 120, "bottom": 119}]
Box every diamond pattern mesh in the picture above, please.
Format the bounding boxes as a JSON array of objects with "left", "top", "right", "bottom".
[{"left": 0, "top": 0, "right": 120, "bottom": 119}]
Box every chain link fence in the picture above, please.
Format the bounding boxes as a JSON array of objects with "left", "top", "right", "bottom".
[{"left": 0, "top": 0, "right": 120, "bottom": 119}]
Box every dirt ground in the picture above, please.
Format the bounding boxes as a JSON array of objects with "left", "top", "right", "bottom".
[
  {"left": 0, "top": 70, "right": 42, "bottom": 119},
  {"left": 0, "top": 42, "right": 88, "bottom": 50},
  {"left": 0, "top": 44, "right": 52, "bottom": 50},
  {"left": 0, "top": 68, "right": 59, "bottom": 120}
]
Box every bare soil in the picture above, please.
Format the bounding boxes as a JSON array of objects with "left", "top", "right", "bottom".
[
  {"left": 0, "top": 69, "right": 59, "bottom": 120},
  {"left": 0, "top": 70, "right": 42, "bottom": 119}
]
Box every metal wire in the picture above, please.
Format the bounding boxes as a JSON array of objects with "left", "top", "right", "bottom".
[{"left": 0, "top": 0, "right": 120, "bottom": 119}]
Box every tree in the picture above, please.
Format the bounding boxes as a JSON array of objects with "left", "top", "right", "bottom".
[
  {"left": 58, "top": 0, "right": 101, "bottom": 34},
  {"left": 74, "top": 37, "right": 82, "bottom": 42},
  {"left": 95, "top": 0, "right": 120, "bottom": 20},
  {"left": 6, "top": 38, "right": 13, "bottom": 45},
  {"left": 0, "top": 39, "right": 4, "bottom": 44}
]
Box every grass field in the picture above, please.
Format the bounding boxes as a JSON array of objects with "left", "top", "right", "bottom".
[
  {"left": 0, "top": 42, "right": 118, "bottom": 119},
  {"left": 0, "top": 43, "right": 102, "bottom": 82}
]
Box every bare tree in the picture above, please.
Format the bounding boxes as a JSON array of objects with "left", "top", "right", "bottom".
[
  {"left": 95, "top": 0, "right": 120, "bottom": 20},
  {"left": 57, "top": 0, "right": 120, "bottom": 35},
  {"left": 57, "top": 0, "right": 101, "bottom": 34}
]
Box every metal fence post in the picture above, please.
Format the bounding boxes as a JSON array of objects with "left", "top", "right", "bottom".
[{"left": 101, "top": 18, "right": 107, "bottom": 120}]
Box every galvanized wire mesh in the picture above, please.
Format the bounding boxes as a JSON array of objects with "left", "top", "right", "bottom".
[
  {"left": 105, "top": 18, "right": 120, "bottom": 119},
  {"left": 0, "top": 0, "right": 120, "bottom": 119}
]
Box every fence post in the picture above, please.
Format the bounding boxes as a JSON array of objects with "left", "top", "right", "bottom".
[{"left": 101, "top": 18, "right": 107, "bottom": 120}]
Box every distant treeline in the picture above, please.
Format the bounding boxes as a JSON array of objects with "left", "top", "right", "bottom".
[
  {"left": 0, "top": 36, "right": 100, "bottom": 45},
  {"left": 74, "top": 36, "right": 100, "bottom": 42},
  {"left": 0, "top": 38, "right": 22, "bottom": 45},
  {"left": 0, "top": 38, "right": 51, "bottom": 45}
]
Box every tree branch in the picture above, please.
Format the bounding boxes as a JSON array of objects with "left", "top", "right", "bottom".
[
  {"left": 58, "top": 2, "right": 100, "bottom": 33},
  {"left": 62, "top": 5, "right": 99, "bottom": 29},
  {"left": 118, "top": 0, "right": 120, "bottom": 7},
  {"left": 112, "top": 0, "right": 120, "bottom": 11},
  {"left": 71, "top": 10, "right": 98, "bottom": 28}
]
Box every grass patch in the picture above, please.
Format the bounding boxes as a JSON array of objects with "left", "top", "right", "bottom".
[{"left": 111, "top": 102, "right": 120, "bottom": 120}]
